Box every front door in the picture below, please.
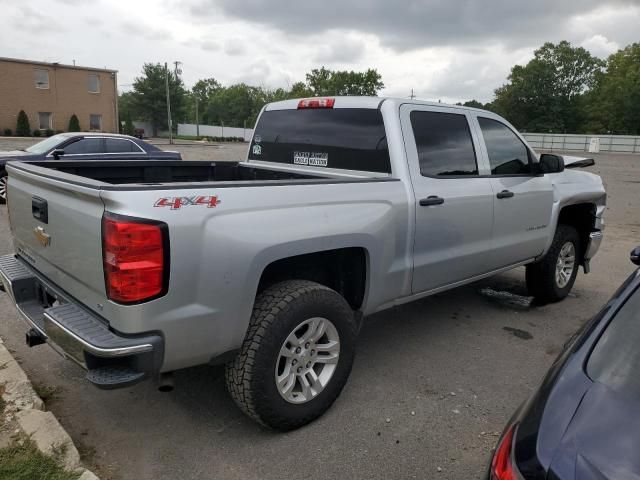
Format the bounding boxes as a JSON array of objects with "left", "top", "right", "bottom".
[
  {"left": 401, "top": 105, "right": 495, "bottom": 294},
  {"left": 472, "top": 115, "right": 554, "bottom": 268}
]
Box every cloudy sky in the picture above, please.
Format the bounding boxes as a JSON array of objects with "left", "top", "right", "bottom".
[{"left": 1, "top": 0, "right": 638, "bottom": 103}]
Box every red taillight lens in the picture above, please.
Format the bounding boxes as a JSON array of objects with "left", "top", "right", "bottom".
[
  {"left": 102, "top": 214, "right": 168, "bottom": 304},
  {"left": 297, "top": 98, "right": 335, "bottom": 109},
  {"left": 490, "top": 424, "right": 518, "bottom": 480}
]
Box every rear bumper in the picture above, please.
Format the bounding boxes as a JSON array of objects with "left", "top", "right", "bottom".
[{"left": 0, "top": 254, "right": 163, "bottom": 389}]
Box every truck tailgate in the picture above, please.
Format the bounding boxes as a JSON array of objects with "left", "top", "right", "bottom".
[{"left": 6, "top": 164, "right": 106, "bottom": 299}]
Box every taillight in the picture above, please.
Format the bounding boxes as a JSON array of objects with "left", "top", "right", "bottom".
[
  {"left": 102, "top": 213, "right": 169, "bottom": 304},
  {"left": 297, "top": 98, "right": 335, "bottom": 109},
  {"left": 490, "top": 424, "right": 519, "bottom": 480}
]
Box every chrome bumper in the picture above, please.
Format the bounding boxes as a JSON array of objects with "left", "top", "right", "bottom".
[
  {"left": 0, "top": 254, "right": 163, "bottom": 389},
  {"left": 584, "top": 231, "right": 603, "bottom": 261}
]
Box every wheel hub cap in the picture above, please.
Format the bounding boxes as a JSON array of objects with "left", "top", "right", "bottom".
[
  {"left": 555, "top": 242, "right": 576, "bottom": 288},
  {"left": 275, "top": 317, "right": 340, "bottom": 404},
  {"left": 0, "top": 175, "right": 7, "bottom": 201}
]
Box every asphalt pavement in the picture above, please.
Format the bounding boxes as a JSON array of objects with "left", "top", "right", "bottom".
[{"left": 0, "top": 149, "right": 638, "bottom": 479}]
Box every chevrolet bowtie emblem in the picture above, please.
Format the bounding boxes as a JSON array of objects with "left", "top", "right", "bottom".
[{"left": 34, "top": 226, "right": 51, "bottom": 247}]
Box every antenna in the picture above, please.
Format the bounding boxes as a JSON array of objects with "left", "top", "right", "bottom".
[{"left": 409, "top": 89, "right": 416, "bottom": 99}]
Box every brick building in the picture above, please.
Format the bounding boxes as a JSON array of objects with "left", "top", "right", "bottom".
[{"left": 0, "top": 57, "right": 118, "bottom": 135}]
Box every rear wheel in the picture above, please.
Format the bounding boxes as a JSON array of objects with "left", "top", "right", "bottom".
[
  {"left": 0, "top": 173, "right": 7, "bottom": 205},
  {"left": 526, "top": 224, "right": 581, "bottom": 303},
  {"left": 225, "top": 280, "right": 357, "bottom": 430}
]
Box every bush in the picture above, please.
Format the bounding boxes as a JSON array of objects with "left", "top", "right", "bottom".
[
  {"left": 33, "top": 129, "right": 41, "bottom": 137},
  {"left": 55, "top": 130, "right": 64, "bottom": 134},
  {"left": 123, "top": 111, "right": 135, "bottom": 136},
  {"left": 68, "top": 114, "right": 80, "bottom": 132},
  {"left": 2, "top": 128, "right": 11, "bottom": 136},
  {"left": 45, "top": 128, "right": 54, "bottom": 137},
  {"left": 16, "top": 110, "right": 30, "bottom": 136}
]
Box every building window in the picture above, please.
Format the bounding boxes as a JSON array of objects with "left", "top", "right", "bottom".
[
  {"left": 34, "top": 69, "right": 49, "bottom": 89},
  {"left": 89, "top": 114, "right": 102, "bottom": 131},
  {"left": 88, "top": 73, "right": 100, "bottom": 93},
  {"left": 38, "top": 112, "right": 52, "bottom": 130}
]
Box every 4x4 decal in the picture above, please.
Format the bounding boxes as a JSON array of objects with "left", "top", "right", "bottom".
[{"left": 154, "top": 195, "right": 220, "bottom": 210}]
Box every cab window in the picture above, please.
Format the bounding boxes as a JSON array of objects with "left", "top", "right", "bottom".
[
  {"left": 410, "top": 111, "right": 478, "bottom": 177},
  {"left": 479, "top": 117, "right": 531, "bottom": 175}
]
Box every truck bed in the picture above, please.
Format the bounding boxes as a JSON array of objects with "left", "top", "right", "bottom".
[{"left": 17, "top": 160, "right": 323, "bottom": 185}]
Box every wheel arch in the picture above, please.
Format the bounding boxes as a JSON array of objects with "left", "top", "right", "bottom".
[
  {"left": 555, "top": 202, "right": 598, "bottom": 265},
  {"left": 256, "top": 247, "right": 370, "bottom": 312}
]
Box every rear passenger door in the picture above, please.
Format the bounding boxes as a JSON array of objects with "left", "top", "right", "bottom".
[
  {"left": 473, "top": 116, "right": 554, "bottom": 268},
  {"left": 401, "top": 105, "right": 495, "bottom": 293}
]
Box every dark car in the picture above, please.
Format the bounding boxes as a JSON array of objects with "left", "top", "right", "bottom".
[
  {"left": 0, "top": 133, "right": 181, "bottom": 203},
  {"left": 489, "top": 247, "right": 640, "bottom": 480}
]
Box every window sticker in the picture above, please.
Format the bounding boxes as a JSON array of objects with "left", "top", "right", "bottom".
[{"left": 293, "top": 152, "right": 328, "bottom": 167}]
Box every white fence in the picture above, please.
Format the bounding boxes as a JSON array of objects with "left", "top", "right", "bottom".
[
  {"left": 523, "top": 133, "right": 640, "bottom": 154},
  {"left": 178, "top": 123, "right": 253, "bottom": 141}
]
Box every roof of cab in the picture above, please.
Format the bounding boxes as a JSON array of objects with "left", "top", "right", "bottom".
[{"left": 265, "top": 96, "right": 489, "bottom": 114}]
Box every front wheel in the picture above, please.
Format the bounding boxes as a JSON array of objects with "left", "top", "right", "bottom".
[
  {"left": 526, "top": 224, "right": 581, "bottom": 303},
  {"left": 0, "top": 173, "right": 7, "bottom": 205},
  {"left": 225, "top": 280, "right": 357, "bottom": 430}
]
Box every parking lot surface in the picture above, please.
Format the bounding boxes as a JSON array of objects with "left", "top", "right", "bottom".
[{"left": 0, "top": 147, "right": 638, "bottom": 479}]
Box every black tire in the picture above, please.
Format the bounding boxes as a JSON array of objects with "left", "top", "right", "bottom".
[
  {"left": 526, "top": 224, "right": 581, "bottom": 303},
  {"left": 225, "top": 280, "right": 357, "bottom": 431},
  {"left": 0, "top": 172, "right": 7, "bottom": 205}
]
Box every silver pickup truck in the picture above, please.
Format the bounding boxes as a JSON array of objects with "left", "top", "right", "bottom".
[{"left": 0, "top": 97, "right": 605, "bottom": 430}]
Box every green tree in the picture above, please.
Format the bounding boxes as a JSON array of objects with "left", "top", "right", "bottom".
[
  {"left": 462, "top": 100, "right": 485, "bottom": 109},
  {"left": 206, "top": 83, "right": 258, "bottom": 128},
  {"left": 492, "top": 41, "right": 603, "bottom": 132},
  {"left": 186, "top": 78, "right": 222, "bottom": 124},
  {"left": 130, "top": 63, "right": 186, "bottom": 136},
  {"left": 305, "top": 67, "right": 384, "bottom": 96},
  {"left": 16, "top": 110, "right": 30, "bottom": 136},
  {"left": 123, "top": 110, "right": 135, "bottom": 136},
  {"left": 586, "top": 43, "right": 640, "bottom": 134},
  {"left": 288, "top": 81, "right": 314, "bottom": 98},
  {"left": 68, "top": 114, "right": 80, "bottom": 132}
]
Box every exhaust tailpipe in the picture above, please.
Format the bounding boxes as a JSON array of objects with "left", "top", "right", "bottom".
[
  {"left": 26, "top": 328, "right": 46, "bottom": 347},
  {"left": 157, "top": 372, "right": 174, "bottom": 392}
]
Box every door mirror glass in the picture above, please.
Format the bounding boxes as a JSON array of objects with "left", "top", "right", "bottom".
[{"left": 538, "top": 153, "right": 565, "bottom": 174}]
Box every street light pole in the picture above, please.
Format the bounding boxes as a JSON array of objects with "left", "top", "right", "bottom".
[
  {"left": 165, "top": 62, "right": 173, "bottom": 144},
  {"left": 195, "top": 95, "right": 199, "bottom": 137}
]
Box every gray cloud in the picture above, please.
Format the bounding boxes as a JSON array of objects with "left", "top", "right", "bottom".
[
  {"left": 313, "top": 34, "right": 367, "bottom": 63},
  {"left": 188, "top": 0, "right": 637, "bottom": 51},
  {"left": 224, "top": 39, "right": 246, "bottom": 56}
]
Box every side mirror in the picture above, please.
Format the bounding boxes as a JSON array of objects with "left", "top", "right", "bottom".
[
  {"left": 537, "top": 154, "right": 565, "bottom": 174},
  {"left": 631, "top": 246, "right": 640, "bottom": 266},
  {"left": 51, "top": 149, "right": 65, "bottom": 160}
]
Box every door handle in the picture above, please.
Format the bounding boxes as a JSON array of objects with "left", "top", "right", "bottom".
[
  {"left": 496, "top": 190, "right": 514, "bottom": 199},
  {"left": 419, "top": 195, "right": 445, "bottom": 206}
]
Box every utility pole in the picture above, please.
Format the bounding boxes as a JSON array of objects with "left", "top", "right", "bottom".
[
  {"left": 195, "top": 95, "right": 199, "bottom": 137},
  {"left": 409, "top": 89, "right": 416, "bottom": 99},
  {"left": 165, "top": 62, "right": 172, "bottom": 144}
]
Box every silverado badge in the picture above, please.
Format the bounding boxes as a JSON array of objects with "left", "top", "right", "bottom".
[{"left": 33, "top": 226, "right": 51, "bottom": 247}]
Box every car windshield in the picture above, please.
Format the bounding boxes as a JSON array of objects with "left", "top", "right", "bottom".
[
  {"left": 587, "top": 282, "right": 640, "bottom": 399},
  {"left": 24, "top": 134, "right": 71, "bottom": 154}
]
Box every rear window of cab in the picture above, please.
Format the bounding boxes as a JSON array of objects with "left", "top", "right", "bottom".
[{"left": 248, "top": 108, "right": 391, "bottom": 174}]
